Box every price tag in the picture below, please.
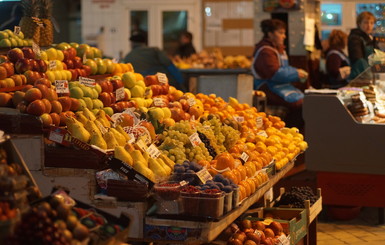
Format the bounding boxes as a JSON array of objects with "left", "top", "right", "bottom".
[
  {"left": 240, "top": 152, "right": 249, "bottom": 163},
  {"left": 196, "top": 168, "right": 213, "bottom": 184},
  {"left": 156, "top": 72, "right": 168, "bottom": 84},
  {"left": 233, "top": 116, "right": 244, "bottom": 123},
  {"left": 98, "top": 124, "right": 107, "bottom": 135},
  {"left": 187, "top": 98, "right": 196, "bottom": 106},
  {"left": 128, "top": 133, "right": 135, "bottom": 143},
  {"left": 49, "top": 60, "right": 57, "bottom": 70},
  {"left": 146, "top": 144, "right": 160, "bottom": 159},
  {"left": 82, "top": 52, "right": 87, "bottom": 64},
  {"left": 32, "top": 41, "right": 41, "bottom": 58},
  {"left": 190, "top": 115, "right": 195, "bottom": 122},
  {"left": 54, "top": 80, "right": 69, "bottom": 94},
  {"left": 257, "top": 130, "right": 268, "bottom": 138},
  {"left": 115, "top": 87, "right": 125, "bottom": 101},
  {"left": 79, "top": 76, "right": 96, "bottom": 87},
  {"left": 153, "top": 97, "right": 165, "bottom": 107},
  {"left": 112, "top": 58, "right": 118, "bottom": 63},
  {"left": 256, "top": 116, "right": 263, "bottom": 128},
  {"left": 144, "top": 87, "right": 151, "bottom": 97},
  {"left": 136, "top": 139, "right": 147, "bottom": 152},
  {"left": 48, "top": 131, "right": 64, "bottom": 143},
  {"left": 189, "top": 132, "right": 202, "bottom": 147},
  {"left": 179, "top": 180, "right": 188, "bottom": 186},
  {"left": 14, "top": 26, "right": 21, "bottom": 35},
  {"left": 276, "top": 234, "right": 290, "bottom": 245}
]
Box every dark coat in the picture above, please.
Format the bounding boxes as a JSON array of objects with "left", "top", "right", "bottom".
[{"left": 176, "top": 43, "right": 196, "bottom": 59}]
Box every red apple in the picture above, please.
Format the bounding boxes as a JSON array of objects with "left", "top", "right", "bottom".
[
  {"left": 127, "top": 100, "right": 137, "bottom": 108},
  {"left": 109, "top": 92, "right": 116, "bottom": 104},
  {"left": 67, "top": 47, "right": 77, "bottom": 60},
  {"left": 50, "top": 112, "right": 60, "bottom": 126},
  {"left": 145, "top": 75, "right": 159, "bottom": 86},
  {"left": 21, "top": 47, "right": 35, "bottom": 59},
  {"left": 7, "top": 48, "right": 24, "bottom": 63},
  {"left": 58, "top": 96, "right": 72, "bottom": 112},
  {"left": 21, "top": 84, "right": 33, "bottom": 92},
  {"left": 100, "top": 80, "right": 113, "bottom": 93},
  {"left": 69, "top": 69, "right": 78, "bottom": 81},
  {"left": 161, "top": 84, "right": 170, "bottom": 95},
  {"left": 15, "top": 59, "right": 33, "bottom": 74},
  {"left": 99, "top": 92, "right": 112, "bottom": 107},
  {"left": 66, "top": 60, "right": 74, "bottom": 69},
  {"left": 73, "top": 56, "right": 83, "bottom": 68},
  {"left": 34, "top": 78, "right": 51, "bottom": 88},
  {"left": 24, "top": 70, "right": 41, "bottom": 85},
  {"left": 110, "top": 79, "right": 124, "bottom": 91},
  {"left": 82, "top": 65, "right": 91, "bottom": 76},
  {"left": 34, "top": 84, "right": 50, "bottom": 99},
  {"left": 31, "top": 59, "right": 39, "bottom": 71},
  {"left": 151, "top": 85, "right": 161, "bottom": 96},
  {"left": 110, "top": 103, "right": 123, "bottom": 113},
  {"left": 50, "top": 100, "right": 63, "bottom": 114},
  {"left": 0, "top": 66, "right": 7, "bottom": 80},
  {"left": 36, "top": 59, "right": 47, "bottom": 73},
  {"left": 26, "top": 99, "right": 46, "bottom": 116},
  {"left": 62, "top": 50, "right": 69, "bottom": 61},
  {"left": 24, "top": 87, "right": 42, "bottom": 102},
  {"left": 70, "top": 98, "right": 80, "bottom": 111},
  {"left": 45, "top": 88, "right": 58, "bottom": 101}
]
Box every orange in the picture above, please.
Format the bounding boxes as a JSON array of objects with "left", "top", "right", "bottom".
[
  {"left": 232, "top": 168, "right": 242, "bottom": 183},
  {"left": 255, "top": 142, "right": 267, "bottom": 153},
  {"left": 251, "top": 177, "right": 260, "bottom": 190},
  {"left": 237, "top": 165, "right": 247, "bottom": 180},
  {"left": 238, "top": 185, "right": 246, "bottom": 201},
  {"left": 134, "top": 72, "right": 143, "bottom": 81},
  {"left": 245, "top": 161, "right": 256, "bottom": 173},
  {"left": 244, "top": 164, "right": 254, "bottom": 177},
  {"left": 223, "top": 170, "right": 238, "bottom": 184},
  {"left": 239, "top": 180, "right": 251, "bottom": 197},
  {"left": 246, "top": 178, "right": 256, "bottom": 194},
  {"left": 215, "top": 152, "right": 235, "bottom": 170}
]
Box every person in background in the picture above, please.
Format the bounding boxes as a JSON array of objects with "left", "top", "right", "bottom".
[
  {"left": 176, "top": 31, "right": 196, "bottom": 59},
  {"left": 324, "top": 30, "right": 350, "bottom": 89},
  {"left": 123, "top": 31, "right": 185, "bottom": 91},
  {"left": 348, "top": 11, "right": 378, "bottom": 80},
  {"left": 251, "top": 19, "right": 307, "bottom": 128}
]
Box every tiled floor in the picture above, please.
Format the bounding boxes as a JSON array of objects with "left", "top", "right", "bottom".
[{"left": 317, "top": 207, "right": 385, "bottom": 244}]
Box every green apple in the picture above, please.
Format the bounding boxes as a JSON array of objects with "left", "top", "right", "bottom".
[
  {"left": 0, "top": 31, "right": 9, "bottom": 40},
  {"left": 83, "top": 97, "right": 93, "bottom": 110},
  {"left": 0, "top": 39, "right": 12, "bottom": 48},
  {"left": 103, "top": 59, "right": 115, "bottom": 74},
  {"left": 69, "top": 81, "right": 80, "bottom": 89},
  {"left": 76, "top": 44, "right": 91, "bottom": 58},
  {"left": 85, "top": 59, "right": 98, "bottom": 75},
  {"left": 70, "top": 86, "right": 84, "bottom": 99},
  {"left": 102, "top": 107, "right": 114, "bottom": 116},
  {"left": 91, "top": 88, "right": 99, "bottom": 99},
  {"left": 130, "top": 85, "right": 145, "bottom": 98},
  {"left": 121, "top": 72, "right": 136, "bottom": 89},
  {"left": 77, "top": 98, "right": 87, "bottom": 110},
  {"left": 45, "top": 48, "right": 58, "bottom": 60},
  {"left": 95, "top": 83, "right": 102, "bottom": 94},
  {"left": 92, "top": 99, "right": 103, "bottom": 109},
  {"left": 95, "top": 58, "right": 107, "bottom": 74}
]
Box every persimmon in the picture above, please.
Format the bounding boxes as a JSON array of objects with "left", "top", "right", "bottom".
[{"left": 215, "top": 152, "right": 235, "bottom": 170}]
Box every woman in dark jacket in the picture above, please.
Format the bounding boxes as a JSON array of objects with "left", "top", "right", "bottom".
[
  {"left": 325, "top": 30, "right": 350, "bottom": 88},
  {"left": 251, "top": 19, "right": 307, "bottom": 128},
  {"left": 348, "top": 11, "right": 378, "bottom": 80},
  {"left": 176, "top": 31, "right": 196, "bottom": 59}
]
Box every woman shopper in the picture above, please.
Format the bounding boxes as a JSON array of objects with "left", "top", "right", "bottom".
[
  {"left": 251, "top": 19, "right": 307, "bottom": 128},
  {"left": 348, "top": 11, "right": 378, "bottom": 80}
]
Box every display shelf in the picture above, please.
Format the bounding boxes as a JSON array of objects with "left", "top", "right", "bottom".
[{"left": 136, "top": 161, "right": 295, "bottom": 244}]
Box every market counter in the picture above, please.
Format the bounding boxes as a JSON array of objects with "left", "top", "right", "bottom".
[{"left": 180, "top": 68, "right": 254, "bottom": 106}]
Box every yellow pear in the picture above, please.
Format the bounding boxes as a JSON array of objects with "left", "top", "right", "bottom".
[
  {"left": 148, "top": 158, "right": 167, "bottom": 177},
  {"left": 83, "top": 107, "right": 96, "bottom": 121},
  {"left": 157, "top": 158, "right": 171, "bottom": 175},
  {"left": 124, "top": 143, "right": 135, "bottom": 153},
  {"left": 110, "top": 128, "right": 126, "bottom": 146},
  {"left": 115, "top": 125, "right": 131, "bottom": 141},
  {"left": 131, "top": 150, "right": 147, "bottom": 167},
  {"left": 84, "top": 120, "right": 102, "bottom": 136},
  {"left": 96, "top": 110, "right": 111, "bottom": 127},
  {"left": 90, "top": 130, "right": 107, "bottom": 150},
  {"left": 65, "top": 117, "right": 90, "bottom": 143},
  {"left": 133, "top": 161, "right": 156, "bottom": 182},
  {"left": 103, "top": 130, "right": 119, "bottom": 149},
  {"left": 159, "top": 154, "right": 175, "bottom": 170},
  {"left": 114, "top": 146, "right": 133, "bottom": 166},
  {"left": 76, "top": 112, "right": 89, "bottom": 125}
]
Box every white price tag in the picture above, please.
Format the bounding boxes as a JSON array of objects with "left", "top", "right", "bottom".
[
  {"left": 98, "top": 124, "right": 107, "bottom": 135},
  {"left": 233, "top": 116, "right": 244, "bottom": 123},
  {"left": 153, "top": 97, "right": 165, "bottom": 107},
  {"left": 115, "top": 87, "right": 125, "bottom": 101},
  {"left": 82, "top": 52, "right": 87, "bottom": 64},
  {"left": 190, "top": 115, "right": 195, "bottom": 122},
  {"left": 257, "top": 130, "right": 268, "bottom": 138},
  {"left": 156, "top": 72, "right": 168, "bottom": 84},
  {"left": 256, "top": 116, "right": 263, "bottom": 128},
  {"left": 277, "top": 234, "right": 290, "bottom": 245},
  {"left": 187, "top": 98, "right": 196, "bottom": 106},
  {"left": 49, "top": 60, "right": 57, "bottom": 70},
  {"left": 32, "top": 41, "right": 41, "bottom": 58},
  {"left": 264, "top": 187, "right": 273, "bottom": 204},
  {"left": 189, "top": 132, "right": 202, "bottom": 147},
  {"left": 146, "top": 144, "right": 160, "bottom": 159},
  {"left": 79, "top": 76, "right": 96, "bottom": 87},
  {"left": 54, "top": 80, "right": 69, "bottom": 94},
  {"left": 240, "top": 152, "right": 249, "bottom": 163},
  {"left": 197, "top": 168, "right": 213, "bottom": 184},
  {"left": 136, "top": 139, "right": 147, "bottom": 152},
  {"left": 128, "top": 133, "right": 135, "bottom": 143},
  {"left": 14, "top": 26, "right": 21, "bottom": 35},
  {"left": 48, "top": 131, "right": 63, "bottom": 143}
]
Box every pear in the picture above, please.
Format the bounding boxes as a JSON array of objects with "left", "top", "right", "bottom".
[
  {"left": 159, "top": 154, "right": 175, "bottom": 170},
  {"left": 114, "top": 146, "right": 133, "bottom": 166},
  {"left": 83, "top": 107, "right": 96, "bottom": 121},
  {"left": 115, "top": 125, "right": 131, "bottom": 141},
  {"left": 148, "top": 158, "right": 167, "bottom": 177},
  {"left": 76, "top": 112, "right": 89, "bottom": 125},
  {"left": 90, "top": 130, "right": 107, "bottom": 150},
  {"left": 94, "top": 120, "right": 107, "bottom": 134},
  {"left": 131, "top": 150, "right": 147, "bottom": 167},
  {"left": 142, "top": 151, "right": 150, "bottom": 162},
  {"left": 65, "top": 117, "right": 90, "bottom": 143},
  {"left": 157, "top": 158, "right": 171, "bottom": 175},
  {"left": 124, "top": 143, "right": 135, "bottom": 153},
  {"left": 84, "top": 120, "right": 102, "bottom": 136},
  {"left": 96, "top": 110, "right": 110, "bottom": 128},
  {"left": 110, "top": 128, "right": 126, "bottom": 146},
  {"left": 103, "top": 129, "right": 119, "bottom": 149},
  {"left": 133, "top": 161, "right": 156, "bottom": 182}
]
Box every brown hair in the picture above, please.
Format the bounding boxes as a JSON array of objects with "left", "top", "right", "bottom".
[
  {"left": 356, "top": 11, "right": 376, "bottom": 26},
  {"left": 328, "top": 29, "right": 347, "bottom": 50},
  {"left": 260, "top": 19, "right": 286, "bottom": 38}
]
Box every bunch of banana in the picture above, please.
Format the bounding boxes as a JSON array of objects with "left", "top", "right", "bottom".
[{"left": 113, "top": 142, "right": 176, "bottom": 183}]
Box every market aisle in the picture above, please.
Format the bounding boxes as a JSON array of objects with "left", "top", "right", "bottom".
[{"left": 317, "top": 207, "right": 385, "bottom": 244}]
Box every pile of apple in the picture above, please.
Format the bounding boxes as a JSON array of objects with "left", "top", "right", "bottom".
[{"left": 0, "top": 29, "right": 33, "bottom": 48}]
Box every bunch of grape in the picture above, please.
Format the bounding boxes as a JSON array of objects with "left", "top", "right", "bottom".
[
  {"left": 158, "top": 137, "right": 187, "bottom": 164},
  {"left": 221, "top": 125, "right": 240, "bottom": 150},
  {"left": 196, "top": 124, "right": 225, "bottom": 154},
  {"left": 274, "top": 186, "right": 318, "bottom": 208},
  {"left": 171, "top": 161, "right": 203, "bottom": 185},
  {"left": 196, "top": 173, "right": 236, "bottom": 193},
  {"left": 197, "top": 131, "right": 217, "bottom": 158}
]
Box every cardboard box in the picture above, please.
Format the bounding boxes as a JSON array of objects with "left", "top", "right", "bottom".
[{"left": 0, "top": 108, "right": 43, "bottom": 134}]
